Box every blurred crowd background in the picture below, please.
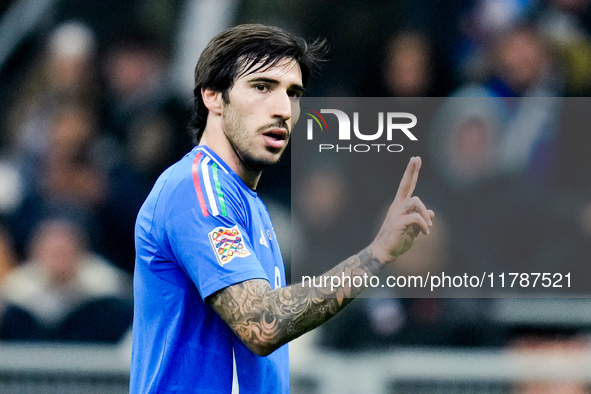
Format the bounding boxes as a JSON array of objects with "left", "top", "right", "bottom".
[{"left": 0, "top": 0, "right": 590, "bottom": 372}]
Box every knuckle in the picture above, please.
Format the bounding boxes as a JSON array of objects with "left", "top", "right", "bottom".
[
  {"left": 413, "top": 213, "right": 428, "bottom": 227},
  {"left": 410, "top": 212, "right": 423, "bottom": 221},
  {"left": 407, "top": 197, "right": 424, "bottom": 211}
]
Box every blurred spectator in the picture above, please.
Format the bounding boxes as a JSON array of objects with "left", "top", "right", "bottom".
[
  {"left": 41, "top": 102, "right": 107, "bottom": 207},
  {"left": 6, "top": 21, "right": 99, "bottom": 159},
  {"left": 489, "top": 25, "right": 563, "bottom": 182},
  {"left": 417, "top": 92, "right": 574, "bottom": 348},
  {"left": 3, "top": 22, "right": 103, "bottom": 258},
  {"left": 424, "top": 89, "right": 567, "bottom": 279},
  {"left": 487, "top": 24, "right": 561, "bottom": 97},
  {"left": 0, "top": 223, "right": 38, "bottom": 340},
  {"left": 99, "top": 29, "right": 192, "bottom": 190},
  {"left": 291, "top": 160, "right": 354, "bottom": 280},
  {"left": 0, "top": 218, "right": 132, "bottom": 342},
  {"left": 537, "top": 0, "right": 591, "bottom": 95},
  {"left": 380, "top": 30, "right": 439, "bottom": 97},
  {"left": 97, "top": 31, "right": 192, "bottom": 271},
  {"left": 428, "top": 95, "right": 505, "bottom": 192},
  {"left": 441, "top": 24, "right": 581, "bottom": 285},
  {"left": 456, "top": 0, "right": 537, "bottom": 81},
  {"left": 9, "top": 100, "right": 108, "bottom": 258},
  {"left": 426, "top": 74, "right": 591, "bottom": 351},
  {"left": 453, "top": 24, "right": 564, "bottom": 183},
  {"left": 101, "top": 32, "right": 166, "bottom": 139}
]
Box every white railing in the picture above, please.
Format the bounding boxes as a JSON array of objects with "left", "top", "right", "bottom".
[{"left": 0, "top": 339, "right": 590, "bottom": 393}]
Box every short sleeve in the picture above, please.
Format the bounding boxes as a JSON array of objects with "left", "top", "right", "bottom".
[{"left": 165, "top": 197, "right": 269, "bottom": 300}]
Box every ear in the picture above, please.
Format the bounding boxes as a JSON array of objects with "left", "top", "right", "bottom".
[{"left": 201, "top": 88, "right": 223, "bottom": 115}]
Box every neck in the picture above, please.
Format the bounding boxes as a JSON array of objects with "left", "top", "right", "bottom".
[{"left": 199, "top": 125, "right": 262, "bottom": 190}]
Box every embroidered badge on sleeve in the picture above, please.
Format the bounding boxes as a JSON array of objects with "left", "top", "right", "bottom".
[{"left": 208, "top": 225, "right": 251, "bottom": 266}]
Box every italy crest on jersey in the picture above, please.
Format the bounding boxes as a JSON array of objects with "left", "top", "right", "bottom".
[{"left": 208, "top": 225, "right": 251, "bottom": 266}]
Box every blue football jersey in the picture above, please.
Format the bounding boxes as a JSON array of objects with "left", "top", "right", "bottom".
[{"left": 130, "top": 145, "right": 289, "bottom": 393}]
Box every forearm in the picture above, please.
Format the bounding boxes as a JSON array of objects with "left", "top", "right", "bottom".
[{"left": 208, "top": 246, "right": 384, "bottom": 356}]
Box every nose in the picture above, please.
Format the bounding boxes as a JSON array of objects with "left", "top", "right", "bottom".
[{"left": 271, "top": 90, "right": 292, "bottom": 121}]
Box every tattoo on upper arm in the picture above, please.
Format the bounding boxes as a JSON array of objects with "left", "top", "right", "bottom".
[{"left": 208, "top": 247, "right": 383, "bottom": 354}]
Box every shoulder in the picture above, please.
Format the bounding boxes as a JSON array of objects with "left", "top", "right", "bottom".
[
  {"left": 191, "top": 147, "right": 252, "bottom": 221},
  {"left": 140, "top": 146, "right": 253, "bottom": 232}
]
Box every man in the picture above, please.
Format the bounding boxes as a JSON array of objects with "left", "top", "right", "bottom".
[{"left": 130, "top": 24, "right": 434, "bottom": 393}]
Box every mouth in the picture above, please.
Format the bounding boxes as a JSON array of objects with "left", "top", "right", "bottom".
[{"left": 262, "top": 128, "right": 288, "bottom": 149}]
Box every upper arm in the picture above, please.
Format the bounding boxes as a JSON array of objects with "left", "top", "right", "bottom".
[
  {"left": 167, "top": 209, "right": 267, "bottom": 298},
  {"left": 163, "top": 167, "right": 268, "bottom": 299}
]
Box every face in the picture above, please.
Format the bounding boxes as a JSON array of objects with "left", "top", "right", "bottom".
[
  {"left": 497, "top": 30, "right": 547, "bottom": 94},
  {"left": 222, "top": 58, "right": 304, "bottom": 170},
  {"left": 32, "top": 223, "right": 83, "bottom": 283},
  {"left": 386, "top": 34, "right": 431, "bottom": 97}
]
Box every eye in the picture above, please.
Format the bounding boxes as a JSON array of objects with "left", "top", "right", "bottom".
[
  {"left": 287, "top": 90, "right": 303, "bottom": 100},
  {"left": 254, "top": 84, "right": 269, "bottom": 93}
]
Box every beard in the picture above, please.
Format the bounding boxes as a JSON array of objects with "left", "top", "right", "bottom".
[{"left": 222, "top": 103, "right": 290, "bottom": 172}]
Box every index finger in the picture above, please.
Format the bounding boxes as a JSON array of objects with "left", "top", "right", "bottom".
[{"left": 395, "top": 156, "right": 421, "bottom": 202}]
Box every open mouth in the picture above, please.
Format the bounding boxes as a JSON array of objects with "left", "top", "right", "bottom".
[
  {"left": 262, "top": 128, "right": 288, "bottom": 149},
  {"left": 263, "top": 128, "right": 287, "bottom": 140}
]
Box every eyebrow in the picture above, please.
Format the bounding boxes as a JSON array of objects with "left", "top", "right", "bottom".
[{"left": 247, "top": 77, "right": 306, "bottom": 96}]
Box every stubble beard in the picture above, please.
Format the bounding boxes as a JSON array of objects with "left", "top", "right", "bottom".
[{"left": 222, "top": 105, "right": 287, "bottom": 172}]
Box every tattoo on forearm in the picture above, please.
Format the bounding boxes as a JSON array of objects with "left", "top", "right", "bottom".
[{"left": 208, "top": 247, "right": 383, "bottom": 354}]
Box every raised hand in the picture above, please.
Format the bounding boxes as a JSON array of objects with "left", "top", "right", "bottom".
[{"left": 369, "top": 156, "right": 434, "bottom": 265}]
